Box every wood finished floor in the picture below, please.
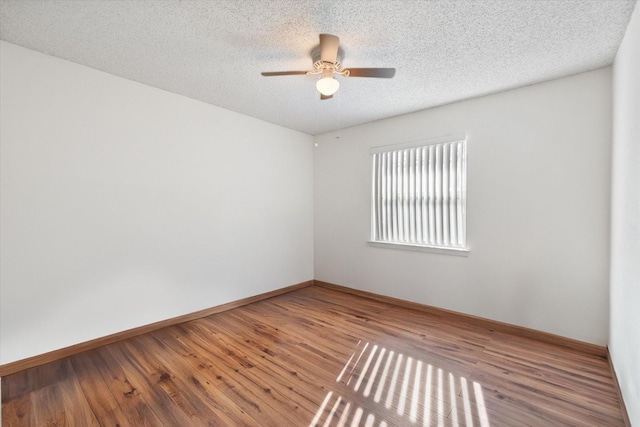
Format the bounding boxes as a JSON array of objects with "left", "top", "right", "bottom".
[{"left": 2, "top": 286, "right": 626, "bottom": 426}]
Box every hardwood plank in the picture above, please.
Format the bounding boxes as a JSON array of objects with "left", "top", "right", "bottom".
[
  {"left": 1, "top": 358, "right": 73, "bottom": 401},
  {"left": 101, "top": 342, "right": 197, "bottom": 426},
  {"left": 1, "top": 285, "right": 626, "bottom": 426},
  {"left": 143, "top": 327, "right": 301, "bottom": 426},
  {"left": 54, "top": 367, "right": 101, "bottom": 427},
  {"left": 83, "top": 348, "right": 165, "bottom": 427},
  {"left": 31, "top": 380, "right": 99, "bottom": 426},
  {"left": 174, "top": 324, "right": 320, "bottom": 426},
  {"left": 1, "top": 394, "right": 32, "bottom": 426},
  {"left": 69, "top": 350, "right": 147, "bottom": 426},
  {"left": 30, "top": 384, "right": 67, "bottom": 427}
]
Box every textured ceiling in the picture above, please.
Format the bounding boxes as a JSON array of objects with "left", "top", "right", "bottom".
[{"left": 0, "top": 0, "right": 637, "bottom": 135}]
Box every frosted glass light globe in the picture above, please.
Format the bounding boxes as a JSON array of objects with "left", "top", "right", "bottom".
[{"left": 316, "top": 76, "right": 340, "bottom": 96}]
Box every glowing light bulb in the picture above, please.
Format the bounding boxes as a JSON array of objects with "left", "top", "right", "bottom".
[{"left": 316, "top": 76, "right": 340, "bottom": 96}]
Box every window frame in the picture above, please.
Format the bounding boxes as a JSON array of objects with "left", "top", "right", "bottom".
[{"left": 368, "top": 133, "right": 469, "bottom": 256}]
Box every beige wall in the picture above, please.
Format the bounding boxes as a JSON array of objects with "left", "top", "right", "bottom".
[
  {"left": 314, "top": 68, "right": 612, "bottom": 345},
  {"left": 0, "top": 41, "right": 314, "bottom": 364},
  {"left": 611, "top": 2, "right": 640, "bottom": 424}
]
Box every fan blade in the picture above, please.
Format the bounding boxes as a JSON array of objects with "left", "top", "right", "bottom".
[
  {"left": 320, "top": 94, "right": 333, "bottom": 100},
  {"left": 319, "top": 34, "right": 339, "bottom": 63},
  {"left": 261, "top": 71, "right": 309, "bottom": 76},
  {"left": 345, "top": 68, "right": 396, "bottom": 78}
]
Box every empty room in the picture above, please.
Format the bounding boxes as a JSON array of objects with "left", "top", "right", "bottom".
[{"left": 1, "top": 1, "right": 639, "bottom": 426}]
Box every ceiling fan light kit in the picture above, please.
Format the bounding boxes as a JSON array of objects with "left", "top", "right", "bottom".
[
  {"left": 316, "top": 70, "right": 340, "bottom": 96},
  {"left": 261, "top": 34, "right": 395, "bottom": 99}
]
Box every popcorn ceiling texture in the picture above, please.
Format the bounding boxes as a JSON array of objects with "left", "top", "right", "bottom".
[{"left": 0, "top": 0, "right": 636, "bottom": 135}]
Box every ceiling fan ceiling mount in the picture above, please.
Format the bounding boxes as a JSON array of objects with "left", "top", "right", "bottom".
[
  {"left": 261, "top": 34, "right": 396, "bottom": 100},
  {"left": 308, "top": 60, "right": 347, "bottom": 76}
]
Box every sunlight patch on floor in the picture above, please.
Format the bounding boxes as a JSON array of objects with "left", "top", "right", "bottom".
[{"left": 310, "top": 340, "right": 491, "bottom": 427}]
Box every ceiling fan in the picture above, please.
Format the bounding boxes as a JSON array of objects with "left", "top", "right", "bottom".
[{"left": 261, "top": 34, "right": 396, "bottom": 100}]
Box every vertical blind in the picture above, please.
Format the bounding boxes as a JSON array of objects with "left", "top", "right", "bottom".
[{"left": 371, "top": 137, "right": 467, "bottom": 249}]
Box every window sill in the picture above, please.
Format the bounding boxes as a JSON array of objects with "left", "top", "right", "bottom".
[{"left": 367, "top": 241, "right": 470, "bottom": 257}]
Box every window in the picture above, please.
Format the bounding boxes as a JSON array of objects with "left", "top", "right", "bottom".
[{"left": 370, "top": 134, "right": 468, "bottom": 253}]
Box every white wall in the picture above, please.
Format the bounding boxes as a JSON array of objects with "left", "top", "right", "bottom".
[
  {"left": 611, "top": 2, "right": 640, "bottom": 424},
  {"left": 0, "top": 41, "right": 314, "bottom": 365},
  {"left": 315, "top": 68, "right": 612, "bottom": 345}
]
